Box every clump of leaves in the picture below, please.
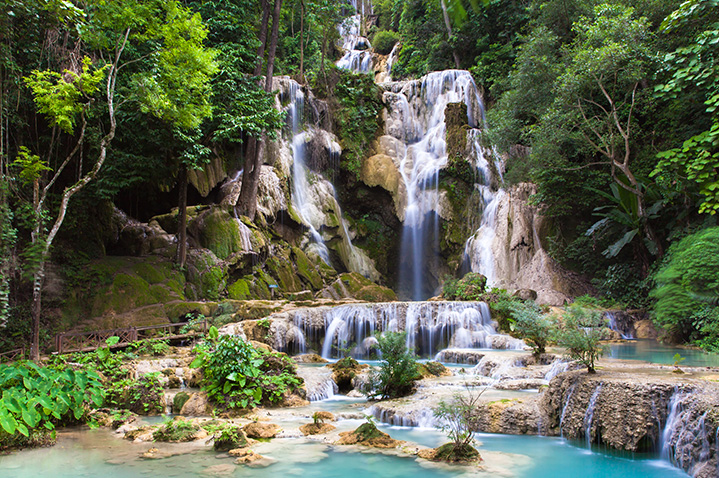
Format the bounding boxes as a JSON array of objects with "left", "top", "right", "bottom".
[
  {"left": 364, "top": 331, "right": 418, "bottom": 400},
  {"left": 442, "top": 273, "right": 487, "bottom": 301},
  {"left": 206, "top": 421, "right": 248, "bottom": 451},
  {"left": 104, "top": 373, "right": 164, "bottom": 415},
  {"left": 129, "top": 339, "right": 170, "bottom": 357},
  {"left": 190, "top": 327, "right": 303, "bottom": 409},
  {"left": 153, "top": 416, "right": 199, "bottom": 442},
  {"left": 0, "top": 361, "right": 104, "bottom": 449}
]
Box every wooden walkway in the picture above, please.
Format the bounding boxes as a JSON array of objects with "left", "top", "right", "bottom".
[
  {"left": 54, "top": 319, "right": 208, "bottom": 354},
  {"left": 0, "top": 348, "right": 25, "bottom": 363}
]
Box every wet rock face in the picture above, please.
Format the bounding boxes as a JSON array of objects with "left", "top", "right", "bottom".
[{"left": 541, "top": 371, "right": 675, "bottom": 451}]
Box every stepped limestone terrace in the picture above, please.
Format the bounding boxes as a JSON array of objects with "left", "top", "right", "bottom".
[{"left": 220, "top": 301, "right": 524, "bottom": 358}]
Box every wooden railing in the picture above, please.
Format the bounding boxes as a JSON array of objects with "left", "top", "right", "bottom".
[
  {"left": 0, "top": 347, "right": 25, "bottom": 363},
  {"left": 54, "top": 319, "right": 208, "bottom": 354}
]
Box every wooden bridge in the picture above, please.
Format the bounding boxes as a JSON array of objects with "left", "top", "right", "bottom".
[{"left": 54, "top": 319, "right": 208, "bottom": 354}]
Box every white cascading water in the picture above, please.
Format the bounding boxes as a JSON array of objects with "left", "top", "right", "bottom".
[
  {"left": 235, "top": 219, "right": 254, "bottom": 252},
  {"left": 307, "top": 301, "right": 522, "bottom": 358},
  {"left": 286, "top": 82, "right": 333, "bottom": 264},
  {"left": 605, "top": 311, "right": 635, "bottom": 340},
  {"left": 386, "top": 70, "right": 485, "bottom": 299},
  {"left": 285, "top": 81, "right": 378, "bottom": 278},
  {"left": 583, "top": 384, "right": 603, "bottom": 447},
  {"left": 660, "top": 390, "right": 715, "bottom": 474},
  {"left": 337, "top": 9, "right": 372, "bottom": 73},
  {"left": 463, "top": 131, "right": 505, "bottom": 285}
]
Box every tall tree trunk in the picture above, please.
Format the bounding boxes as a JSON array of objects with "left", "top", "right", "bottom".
[
  {"left": 254, "top": 0, "right": 271, "bottom": 77},
  {"left": 439, "top": 0, "right": 461, "bottom": 69},
  {"left": 299, "top": 0, "right": 305, "bottom": 83},
  {"left": 237, "top": 0, "right": 283, "bottom": 221},
  {"left": 176, "top": 165, "right": 188, "bottom": 268}
]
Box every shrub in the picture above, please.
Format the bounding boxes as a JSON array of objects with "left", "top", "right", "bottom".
[
  {"left": 508, "top": 301, "right": 554, "bottom": 356},
  {"left": 128, "top": 339, "right": 170, "bottom": 357},
  {"left": 553, "top": 305, "right": 606, "bottom": 373},
  {"left": 442, "top": 273, "right": 487, "bottom": 301},
  {"left": 372, "top": 30, "right": 399, "bottom": 55},
  {"left": 104, "top": 373, "right": 164, "bottom": 415},
  {"left": 207, "top": 422, "right": 248, "bottom": 451},
  {"left": 0, "top": 361, "right": 104, "bottom": 449},
  {"left": 153, "top": 416, "right": 199, "bottom": 442},
  {"left": 652, "top": 227, "right": 719, "bottom": 348},
  {"left": 190, "top": 327, "right": 303, "bottom": 409},
  {"left": 365, "top": 332, "right": 418, "bottom": 399}
]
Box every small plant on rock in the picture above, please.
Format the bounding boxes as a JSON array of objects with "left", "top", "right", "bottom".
[
  {"left": 152, "top": 416, "right": 200, "bottom": 442},
  {"left": 432, "top": 383, "right": 485, "bottom": 463}
]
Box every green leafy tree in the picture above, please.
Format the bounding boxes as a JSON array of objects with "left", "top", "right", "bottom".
[
  {"left": 365, "top": 331, "right": 418, "bottom": 399},
  {"left": 553, "top": 304, "right": 606, "bottom": 373},
  {"left": 651, "top": 226, "right": 719, "bottom": 348},
  {"left": 652, "top": 0, "right": 719, "bottom": 215},
  {"left": 508, "top": 301, "right": 553, "bottom": 357}
]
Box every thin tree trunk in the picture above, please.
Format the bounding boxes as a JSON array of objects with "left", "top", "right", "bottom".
[
  {"left": 176, "top": 165, "right": 188, "bottom": 268},
  {"left": 299, "top": 0, "right": 305, "bottom": 83},
  {"left": 254, "top": 0, "right": 271, "bottom": 77},
  {"left": 439, "top": 0, "right": 461, "bottom": 69},
  {"left": 29, "top": 28, "right": 127, "bottom": 361},
  {"left": 237, "top": 0, "right": 283, "bottom": 221}
]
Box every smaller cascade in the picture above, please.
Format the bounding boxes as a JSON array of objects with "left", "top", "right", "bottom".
[
  {"left": 370, "top": 405, "right": 436, "bottom": 428},
  {"left": 660, "top": 389, "right": 717, "bottom": 476},
  {"left": 583, "top": 384, "right": 603, "bottom": 447},
  {"left": 337, "top": 14, "right": 372, "bottom": 72},
  {"left": 297, "top": 367, "right": 339, "bottom": 401},
  {"left": 463, "top": 132, "right": 505, "bottom": 285},
  {"left": 544, "top": 359, "right": 570, "bottom": 381},
  {"left": 605, "top": 311, "right": 635, "bottom": 340},
  {"left": 559, "top": 383, "right": 578, "bottom": 438},
  {"left": 235, "top": 218, "right": 254, "bottom": 252}
]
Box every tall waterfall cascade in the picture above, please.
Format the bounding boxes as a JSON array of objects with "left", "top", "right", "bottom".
[
  {"left": 337, "top": 0, "right": 373, "bottom": 73},
  {"left": 281, "top": 79, "right": 380, "bottom": 280},
  {"left": 380, "top": 70, "right": 489, "bottom": 299}
]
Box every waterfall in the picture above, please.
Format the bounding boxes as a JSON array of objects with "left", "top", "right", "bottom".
[
  {"left": 605, "top": 311, "right": 635, "bottom": 340},
  {"left": 236, "top": 219, "right": 253, "bottom": 252},
  {"left": 660, "top": 389, "right": 716, "bottom": 475},
  {"left": 583, "top": 384, "right": 602, "bottom": 447},
  {"left": 388, "top": 70, "right": 485, "bottom": 299},
  {"left": 269, "top": 301, "right": 521, "bottom": 358},
  {"left": 337, "top": 13, "right": 372, "bottom": 72},
  {"left": 544, "top": 359, "right": 570, "bottom": 381},
  {"left": 559, "top": 383, "right": 578, "bottom": 438},
  {"left": 370, "top": 405, "right": 436, "bottom": 428},
  {"left": 462, "top": 132, "right": 505, "bottom": 286}
]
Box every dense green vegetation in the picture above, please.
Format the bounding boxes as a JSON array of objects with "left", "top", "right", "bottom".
[
  {"left": 190, "top": 327, "right": 303, "bottom": 409},
  {"left": 365, "top": 331, "right": 419, "bottom": 399},
  {"left": 0, "top": 0, "right": 718, "bottom": 358}
]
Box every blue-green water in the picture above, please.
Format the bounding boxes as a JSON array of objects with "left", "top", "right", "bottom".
[
  {"left": 0, "top": 423, "right": 689, "bottom": 478},
  {"left": 607, "top": 339, "right": 719, "bottom": 367}
]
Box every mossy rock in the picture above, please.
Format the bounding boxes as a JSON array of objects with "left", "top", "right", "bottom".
[
  {"left": 432, "top": 442, "right": 481, "bottom": 464},
  {"left": 185, "top": 249, "right": 227, "bottom": 301},
  {"left": 267, "top": 255, "right": 303, "bottom": 293},
  {"left": 152, "top": 418, "right": 200, "bottom": 442},
  {"left": 292, "top": 247, "right": 323, "bottom": 290},
  {"left": 335, "top": 272, "right": 397, "bottom": 302},
  {"left": 173, "top": 392, "right": 191, "bottom": 414},
  {"left": 165, "top": 301, "right": 218, "bottom": 322},
  {"left": 228, "top": 278, "right": 251, "bottom": 300},
  {"left": 191, "top": 207, "right": 243, "bottom": 260}
]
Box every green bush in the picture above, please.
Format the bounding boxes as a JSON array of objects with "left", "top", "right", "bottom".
[
  {"left": 153, "top": 416, "right": 199, "bottom": 442},
  {"left": 0, "top": 361, "right": 104, "bottom": 449},
  {"left": 104, "top": 373, "right": 164, "bottom": 415},
  {"left": 204, "top": 421, "right": 248, "bottom": 451},
  {"left": 442, "top": 273, "right": 487, "bottom": 301},
  {"left": 652, "top": 227, "right": 719, "bottom": 348},
  {"left": 365, "top": 332, "right": 418, "bottom": 399},
  {"left": 508, "top": 302, "right": 554, "bottom": 357},
  {"left": 191, "top": 328, "right": 303, "bottom": 409},
  {"left": 372, "top": 30, "right": 399, "bottom": 55},
  {"left": 553, "top": 305, "right": 606, "bottom": 373}
]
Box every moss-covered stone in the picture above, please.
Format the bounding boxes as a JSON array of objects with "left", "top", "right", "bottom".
[
  {"left": 165, "top": 302, "right": 218, "bottom": 322},
  {"left": 228, "top": 278, "right": 251, "bottom": 300},
  {"left": 266, "top": 250, "right": 303, "bottom": 293},
  {"left": 173, "top": 392, "right": 191, "bottom": 413},
  {"left": 192, "top": 207, "right": 242, "bottom": 260},
  {"left": 185, "top": 249, "right": 227, "bottom": 301},
  {"left": 292, "top": 247, "right": 323, "bottom": 290}
]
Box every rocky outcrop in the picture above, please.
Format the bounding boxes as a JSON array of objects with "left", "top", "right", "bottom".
[
  {"left": 467, "top": 183, "right": 593, "bottom": 306},
  {"left": 541, "top": 369, "right": 719, "bottom": 477}
]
